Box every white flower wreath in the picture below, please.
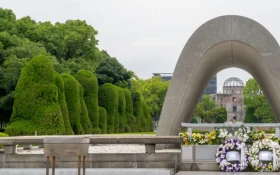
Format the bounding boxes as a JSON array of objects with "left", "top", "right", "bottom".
[
  {"left": 249, "top": 139, "right": 280, "bottom": 172},
  {"left": 216, "top": 139, "right": 249, "bottom": 172}
]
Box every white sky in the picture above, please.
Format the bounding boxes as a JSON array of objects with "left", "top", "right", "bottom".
[{"left": 1, "top": 0, "right": 280, "bottom": 91}]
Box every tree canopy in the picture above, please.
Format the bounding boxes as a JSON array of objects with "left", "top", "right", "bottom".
[{"left": 243, "top": 78, "right": 275, "bottom": 123}]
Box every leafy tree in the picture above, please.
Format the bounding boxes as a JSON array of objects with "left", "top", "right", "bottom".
[
  {"left": 244, "top": 107, "right": 258, "bottom": 123},
  {"left": 75, "top": 70, "right": 100, "bottom": 133},
  {"left": 98, "top": 83, "right": 118, "bottom": 134},
  {"left": 129, "top": 76, "right": 169, "bottom": 121},
  {"left": 61, "top": 74, "right": 84, "bottom": 134},
  {"left": 194, "top": 95, "right": 226, "bottom": 123},
  {"left": 243, "top": 78, "right": 275, "bottom": 123},
  {"left": 5, "top": 55, "right": 65, "bottom": 136},
  {"left": 124, "top": 89, "right": 137, "bottom": 132},
  {"left": 99, "top": 107, "right": 107, "bottom": 134},
  {"left": 96, "top": 51, "right": 133, "bottom": 87}
]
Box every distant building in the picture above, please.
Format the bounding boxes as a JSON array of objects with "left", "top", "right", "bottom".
[
  {"left": 152, "top": 73, "right": 217, "bottom": 95},
  {"left": 215, "top": 77, "right": 245, "bottom": 122}
]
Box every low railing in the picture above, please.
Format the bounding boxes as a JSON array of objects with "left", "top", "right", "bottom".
[
  {"left": 181, "top": 122, "right": 280, "bottom": 138},
  {"left": 0, "top": 136, "right": 181, "bottom": 154}
]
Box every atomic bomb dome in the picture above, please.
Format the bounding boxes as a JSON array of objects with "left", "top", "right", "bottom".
[
  {"left": 216, "top": 77, "right": 245, "bottom": 122},
  {"left": 223, "top": 77, "right": 244, "bottom": 87}
]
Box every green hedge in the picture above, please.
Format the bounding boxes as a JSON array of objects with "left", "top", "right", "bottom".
[
  {"left": 61, "top": 74, "right": 84, "bottom": 134},
  {"left": 98, "top": 107, "right": 107, "bottom": 134},
  {"left": 55, "top": 73, "right": 74, "bottom": 135},
  {"left": 0, "top": 132, "right": 8, "bottom": 137},
  {"left": 79, "top": 84, "right": 92, "bottom": 134},
  {"left": 124, "top": 89, "right": 137, "bottom": 132},
  {"left": 117, "top": 88, "right": 128, "bottom": 133},
  {"left": 75, "top": 70, "right": 100, "bottom": 134},
  {"left": 144, "top": 103, "right": 153, "bottom": 132},
  {"left": 0, "top": 132, "right": 8, "bottom": 149},
  {"left": 5, "top": 55, "right": 65, "bottom": 136},
  {"left": 132, "top": 91, "right": 144, "bottom": 132},
  {"left": 98, "top": 83, "right": 118, "bottom": 134},
  {"left": 141, "top": 102, "right": 148, "bottom": 132}
]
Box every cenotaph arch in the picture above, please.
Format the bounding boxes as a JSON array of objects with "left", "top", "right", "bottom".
[{"left": 157, "top": 15, "right": 280, "bottom": 138}]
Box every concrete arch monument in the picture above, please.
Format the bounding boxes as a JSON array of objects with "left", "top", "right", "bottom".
[{"left": 157, "top": 15, "right": 280, "bottom": 138}]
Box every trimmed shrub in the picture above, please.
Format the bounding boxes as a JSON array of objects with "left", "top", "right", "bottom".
[
  {"left": 141, "top": 102, "right": 148, "bottom": 132},
  {"left": 117, "top": 88, "right": 126, "bottom": 133},
  {"left": 55, "top": 73, "right": 74, "bottom": 135},
  {"left": 0, "top": 132, "right": 8, "bottom": 148},
  {"left": 5, "top": 55, "right": 65, "bottom": 136},
  {"left": 61, "top": 74, "right": 84, "bottom": 134},
  {"left": 79, "top": 84, "right": 92, "bottom": 134},
  {"left": 124, "top": 89, "right": 137, "bottom": 132},
  {"left": 99, "top": 107, "right": 107, "bottom": 134},
  {"left": 132, "top": 91, "right": 144, "bottom": 132},
  {"left": 0, "top": 132, "right": 8, "bottom": 137},
  {"left": 98, "top": 83, "right": 118, "bottom": 134},
  {"left": 75, "top": 70, "right": 100, "bottom": 134},
  {"left": 144, "top": 103, "right": 154, "bottom": 132}
]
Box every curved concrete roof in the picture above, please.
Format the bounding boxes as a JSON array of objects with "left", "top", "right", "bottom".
[{"left": 156, "top": 16, "right": 280, "bottom": 143}]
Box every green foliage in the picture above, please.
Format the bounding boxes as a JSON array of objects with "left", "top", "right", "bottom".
[
  {"left": 55, "top": 73, "right": 73, "bottom": 135},
  {"left": 96, "top": 51, "right": 132, "bottom": 87},
  {"left": 124, "top": 89, "right": 137, "bottom": 132},
  {"left": 98, "top": 83, "right": 118, "bottom": 134},
  {"left": 61, "top": 74, "right": 84, "bottom": 134},
  {"left": 98, "top": 107, "right": 107, "bottom": 134},
  {"left": 143, "top": 103, "right": 153, "bottom": 132},
  {"left": 129, "top": 76, "right": 170, "bottom": 120},
  {"left": 132, "top": 91, "right": 144, "bottom": 132},
  {"left": 194, "top": 95, "right": 226, "bottom": 123},
  {"left": 75, "top": 70, "right": 100, "bottom": 133},
  {"left": 78, "top": 84, "right": 92, "bottom": 134},
  {"left": 243, "top": 78, "right": 275, "bottom": 123},
  {"left": 244, "top": 107, "right": 259, "bottom": 123},
  {"left": 117, "top": 88, "right": 129, "bottom": 133},
  {"left": 5, "top": 55, "right": 65, "bottom": 136},
  {"left": 0, "top": 132, "right": 8, "bottom": 137}
]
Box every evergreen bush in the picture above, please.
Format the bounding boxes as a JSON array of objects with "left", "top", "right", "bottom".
[
  {"left": 61, "top": 74, "right": 84, "bottom": 134},
  {"left": 144, "top": 103, "right": 154, "bottom": 132},
  {"left": 98, "top": 107, "right": 107, "bottom": 134},
  {"left": 75, "top": 70, "right": 100, "bottom": 133},
  {"left": 55, "top": 73, "right": 74, "bottom": 135},
  {"left": 79, "top": 84, "right": 92, "bottom": 134},
  {"left": 98, "top": 83, "right": 118, "bottom": 134},
  {"left": 132, "top": 91, "right": 143, "bottom": 132},
  {"left": 117, "top": 88, "right": 126, "bottom": 133},
  {"left": 124, "top": 89, "right": 137, "bottom": 132},
  {"left": 5, "top": 55, "right": 65, "bottom": 136}
]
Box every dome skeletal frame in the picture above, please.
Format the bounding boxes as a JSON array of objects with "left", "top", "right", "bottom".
[{"left": 223, "top": 77, "right": 244, "bottom": 87}]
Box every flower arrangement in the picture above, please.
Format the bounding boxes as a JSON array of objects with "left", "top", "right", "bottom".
[
  {"left": 249, "top": 139, "right": 280, "bottom": 172},
  {"left": 179, "top": 127, "right": 271, "bottom": 146},
  {"left": 216, "top": 139, "right": 249, "bottom": 172}
]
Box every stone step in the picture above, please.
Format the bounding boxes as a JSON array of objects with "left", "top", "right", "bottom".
[{"left": 0, "top": 168, "right": 174, "bottom": 175}]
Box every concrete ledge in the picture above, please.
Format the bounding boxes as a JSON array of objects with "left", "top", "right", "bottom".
[{"left": 0, "top": 168, "right": 174, "bottom": 175}]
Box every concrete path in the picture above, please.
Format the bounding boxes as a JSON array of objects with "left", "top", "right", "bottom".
[
  {"left": 0, "top": 168, "right": 173, "bottom": 175},
  {"left": 176, "top": 171, "right": 280, "bottom": 175}
]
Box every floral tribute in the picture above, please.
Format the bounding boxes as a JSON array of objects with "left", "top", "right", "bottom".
[
  {"left": 216, "top": 139, "right": 249, "bottom": 172},
  {"left": 249, "top": 139, "right": 280, "bottom": 172}
]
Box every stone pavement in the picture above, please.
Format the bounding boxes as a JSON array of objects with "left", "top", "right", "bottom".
[
  {"left": 0, "top": 168, "right": 174, "bottom": 175},
  {"left": 176, "top": 171, "right": 280, "bottom": 175}
]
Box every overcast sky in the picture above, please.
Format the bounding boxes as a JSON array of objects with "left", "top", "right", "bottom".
[{"left": 1, "top": 0, "right": 280, "bottom": 92}]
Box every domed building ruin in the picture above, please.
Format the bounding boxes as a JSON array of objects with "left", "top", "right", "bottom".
[{"left": 216, "top": 77, "right": 245, "bottom": 122}]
